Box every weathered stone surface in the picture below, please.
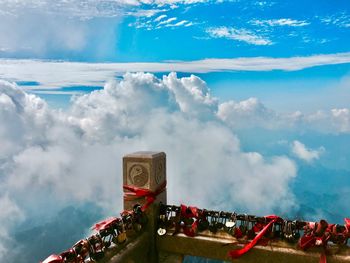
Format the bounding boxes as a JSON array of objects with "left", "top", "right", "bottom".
[
  {"left": 123, "top": 151, "right": 166, "bottom": 211},
  {"left": 157, "top": 231, "right": 350, "bottom": 263},
  {"left": 122, "top": 151, "right": 167, "bottom": 262}
]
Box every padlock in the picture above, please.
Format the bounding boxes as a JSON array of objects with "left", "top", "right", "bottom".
[
  {"left": 133, "top": 204, "right": 143, "bottom": 215},
  {"left": 133, "top": 222, "right": 143, "bottom": 232},
  {"left": 209, "top": 213, "right": 219, "bottom": 233},
  {"left": 117, "top": 231, "right": 127, "bottom": 244},
  {"left": 284, "top": 221, "right": 295, "bottom": 242},
  {"left": 168, "top": 215, "right": 180, "bottom": 228},
  {"left": 183, "top": 217, "right": 194, "bottom": 226},
  {"left": 272, "top": 223, "right": 282, "bottom": 238},
  {"left": 291, "top": 221, "right": 300, "bottom": 241},
  {"left": 239, "top": 215, "right": 249, "bottom": 235},
  {"left": 104, "top": 240, "right": 111, "bottom": 248},
  {"left": 113, "top": 221, "right": 127, "bottom": 244},
  {"left": 225, "top": 220, "right": 236, "bottom": 228},
  {"left": 216, "top": 212, "right": 225, "bottom": 230},
  {"left": 247, "top": 221, "right": 256, "bottom": 239},
  {"left": 197, "top": 218, "right": 210, "bottom": 232},
  {"left": 157, "top": 227, "right": 167, "bottom": 236},
  {"left": 73, "top": 239, "right": 89, "bottom": 261},
  {"left": 88, "top": 235, "right": 104, "bottom": 261},
  {"left": 234, "top": 227, "right": 243, "bottom": 238},
  {"left": 60, "top": 249, "right": 77, "bottom": 263},
  {"left": 225, "top": 213, "right": 236, "bottom": 235}
]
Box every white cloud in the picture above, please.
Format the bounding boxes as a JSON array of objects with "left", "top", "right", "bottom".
[
  {"left": 302, "top": 109, "right": 350, "bottom": 134},
  {"left": 216, "top": 96, "right": 350, "bottom": 134},
  {"left": 252, "top": 18, "right": 310, "bottom": 27},
  {"left": 157, "top": 17, "right": 177, "bottom": 25},
  {"left": 0, "top": 0, "right": 206, "bottom": 55},
  {"left": 0, "top": 194, "right": 24, "bottom": 259},
  {"left": 131, "top": 13, "right": 193, "bottom": 29},
  {"left": 171, "top": 20, "right": 189, "bottom": 27},
  {"left": 154, "top": 14, "right": 167, "bottom": 22},
  {"left": 207, "top": 26, "right": 273, "bottom": 45},
  {"left": 320, "top": 13, "right": 350, "bottom": 28},
  {"left": 147, "top": 0, "right": 210, "bottom": 5},
  {"left": 0, "top": 4, "right": 122, "bottom": 57},
  {"left": 217, "top": 97, "right": 278, "bottom": 129},
  {"left": 127, "top": 8, "right": 166, "bottom": 17},
  {"left": 0, "top": 73, "right": 298, "bottom": 258},
  {"left": 330, "top": 108, "right": 350, "bottom": 132},
  {"left": 291, "top": 140, "right": 325, "bottom": 163},
  {"left": 0, "top": 0, "right": 209, "bottom": 19},
  {"left": 3, "top": 53, "right": 350, "bottom": 89}
]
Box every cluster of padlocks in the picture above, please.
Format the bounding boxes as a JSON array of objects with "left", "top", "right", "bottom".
[
  {"left": 157, "top": 204, "right": 302, "bottom": 240},
  {"left": 156, "top": 204, "right": 350, "bottom": 249},
  {"left": 42, "top": 202, "right": 350, "bottom": 262},
  {"left": 41, "top": 205, "right": 147, "bottom": 263}
]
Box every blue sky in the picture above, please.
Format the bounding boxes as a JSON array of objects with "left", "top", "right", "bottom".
[
  {"left": 1, "top": 0, "right": 350, "bottom": 112},
  {"left": 2, "top": 0, "right": 350, "bottom": 61},
  {"left": 1, "top": 1, "right": 350, "bottom": 262}
]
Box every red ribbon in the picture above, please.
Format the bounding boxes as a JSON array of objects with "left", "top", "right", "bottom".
[
  {"left": 345, "top": 218, "right": 350, "bottom": 232},
  {"left": 123, "top": 180, "right": 166, "bottom": 212},
  {"left": 180, "top": 204, "right": 199, "bottom": 218},
  {"left": 92, "top": 217, "right": 119, "bottom": 231},
  {"left": 180, "top": 204, "right": 199, "bottom": 237},
  {"left": 299, "top": 220, "right": 330, "bottom": 263},
  {"left": 41, "top": 254, "right": 63, "bottom": 263},
  {"left": 320, "top": 252, "right": 327, "bottom": 263},
  {"left": 228, "top": 215, "right": 280, "bottom": 259}
]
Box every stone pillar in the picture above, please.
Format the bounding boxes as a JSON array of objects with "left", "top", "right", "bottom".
[
  {"left": 123, "top": 151, "right": 167, "bottom": 263},
  {"left": 123, "top": 151, "right": 166, "bottom": 210}
]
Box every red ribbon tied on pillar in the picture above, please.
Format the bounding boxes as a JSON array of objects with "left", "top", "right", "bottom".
[
  {"left": 228, "top": 215, "right": 281, "bottom": 259},
  {"left": 123, "top": 180, "right": 167, "bottom": 212}
]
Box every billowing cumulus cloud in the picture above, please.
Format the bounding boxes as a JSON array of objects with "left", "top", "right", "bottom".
[
  {"left": 217, "top": 97, "right": 350, "bottom": 134},
  {"left": 0, "top": 194, "right": 24, "bottom": 257},
  {"left": 217, "top": 97, "right": 277, "bottom": 129},
  {"left": 0, "top": 73, "right": 297, "bottom": 261}
]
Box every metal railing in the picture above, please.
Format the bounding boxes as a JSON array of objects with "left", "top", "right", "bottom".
[{"left": 41, "top": 151, "right": 350, "bottom": 263}]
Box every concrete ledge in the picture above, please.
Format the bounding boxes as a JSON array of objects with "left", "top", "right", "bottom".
[
  {"left": 157, "top": 231, "right": 350, "bottom": 263},
  {"left": 99, "top": 231, "right": 151, "bottom": 263}
]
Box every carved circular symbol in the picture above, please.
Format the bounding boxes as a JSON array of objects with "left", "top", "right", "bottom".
[
  {"left": 155, "top": 162, "right": 164, "bottom": 184},
  {"left": 129, "top": 164, "right": 148, "bottom": 187}
]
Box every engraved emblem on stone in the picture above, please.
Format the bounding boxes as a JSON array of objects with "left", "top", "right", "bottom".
[
  {"left": 155, "top": 161, "right": 164, "bottom": 184},
  {"left": 129, "top": 164, "right": 148, "bottom": 187}
]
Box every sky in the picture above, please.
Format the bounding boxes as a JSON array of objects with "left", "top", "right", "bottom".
[{"left": 0, "top": 0, "right": 350, "bottom": 262}]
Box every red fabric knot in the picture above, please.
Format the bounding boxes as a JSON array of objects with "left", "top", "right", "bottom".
[
  {"left": 299, "top": 220, "right": 330, "bottom": 263},
  {"left": 123, "top": 180, "right": 166, "bottom": 212},
  {"left": 92, "top": 217, "right": 119, "bottom": 231},
  {"left": 228, "top": 215, "right": 281, "bottom": 259},
  {"left": 345, "top": 218, "right": 350, "bottom": 233},
  {"left": 41, "top": 254, "right": 63, "bottom": 263},
  {"left": 179, "top": 204, "right": 199, "bottom": 237}
]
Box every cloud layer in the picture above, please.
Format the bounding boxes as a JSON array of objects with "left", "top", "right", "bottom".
[
  {"left": 0, "top": 73, "right": 298, "bottom": 260},
  {"left": 2, "top": 52, "right": 350, "bottom": 88}
]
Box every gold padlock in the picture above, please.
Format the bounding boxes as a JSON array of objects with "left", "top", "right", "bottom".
[{"left": 117, "top": 232, "right": 127, "bottom": 243}]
